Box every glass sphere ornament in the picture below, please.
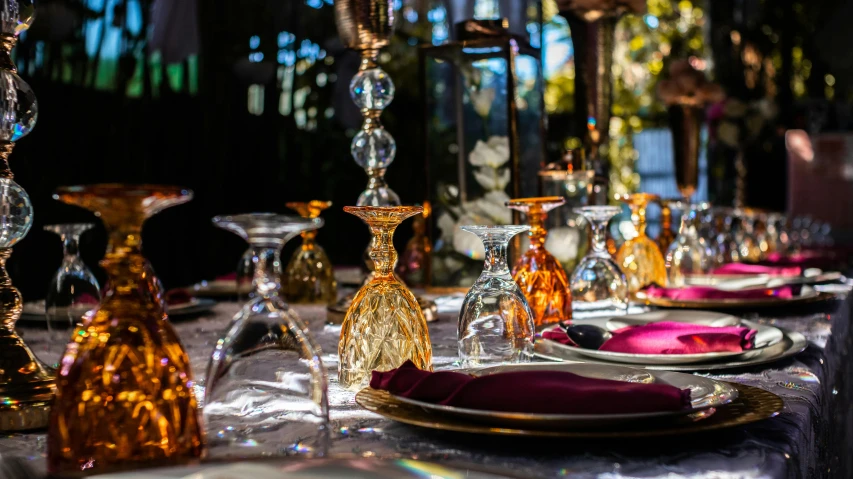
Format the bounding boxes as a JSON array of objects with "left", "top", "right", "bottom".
[
  {"left": 349, "top": 67, "right": 395, "bottom": 110},
  {"left": 0, "top": 0, "right": 35, "bottom": 35},
  {"left": 0, "top": 70, "right": 37, "bottom": 141},
  {"left": 351, "top": 127, "right": 396, "bottom": 170},
  {"left": 0, "top": 177, "right": 32, "bottom": 247}
]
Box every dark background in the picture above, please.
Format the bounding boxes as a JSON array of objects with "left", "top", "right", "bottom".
[{"left": 7, "top": 0, "right": 853, "bottom": 299}]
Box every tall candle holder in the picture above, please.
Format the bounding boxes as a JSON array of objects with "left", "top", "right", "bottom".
[
  {"left": 0, "top": 1, "right": 56, "bottom": 432},
  {"left": 329, "top": 0, "right": 436, "bottom": 323}
]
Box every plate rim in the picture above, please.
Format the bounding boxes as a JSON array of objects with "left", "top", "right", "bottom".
[
  {"left": 632, "top": 290, "right": 833, "bottom": 309},
  {"left": 534, "top": 327, "right": 808, "bottom": 371},
  {"left": 355, "top": 382, "right": 783, "bottom": 438}
]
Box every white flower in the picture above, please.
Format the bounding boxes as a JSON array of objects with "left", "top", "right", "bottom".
[
  {"left": 436, "top": 211, "right": 456, "bottom": 241},
  {"left": 470, "top": 190, "right": 513, "bottom": 225},
  {"left": 473, "top": 166, "right": 511, "bottom": 191},
  {"left": 469, "top": 136, "right": 510, "bottom": 169},
  {"left": 453, "top": 214, "right": 492, "bottom": 260},
  {"left": 470, "top": 88, "right": 496, "bottom": 119},
  {"left": 545, "top": 226, "right": 580, "bottom": 264}
]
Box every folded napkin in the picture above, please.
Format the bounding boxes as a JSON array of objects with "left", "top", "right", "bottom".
[
  {"left": 762, "top": 250, "right": 836, "bottom": 269},
  {"left": 711, "top": 263, "right": 801, "bottom": 277},
  {"left": 643, "top": 284, "right": 796, "bottom": 300},
  {"left": 216, "top": 272, "right": 237, "bottom": 281},
  {"left": 370, "top": 360, "right": 692, "bottom": 414},
  {"left": 599, "top": 321, "right": 756, "bottom": 355},
  {"left": 164, "top": 288, "right": 194, "bottom": 306}
]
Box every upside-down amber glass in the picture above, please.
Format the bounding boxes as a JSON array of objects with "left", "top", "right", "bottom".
[
  {"left": 47, "top": 185, "right": 203, "bottom": 476},
  {"left": 338, "top": 206, "right": 432, "bottom": 390},
  {"left": 657, "top": 199, "right": 677, "bottom": 254},
  {"left": 284, "top": 200, "right": 337, "bottom": 305},
  {"left": 506, "top": 197, "right": 571, "bottom": 327},
  {"left": 616, "top": 193, "right": 667, "bottom": 293}
]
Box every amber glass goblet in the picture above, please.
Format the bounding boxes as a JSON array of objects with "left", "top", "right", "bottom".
[
  {"left": 284, "top": 200, "right": 337, "bottom": 305},
  {"left": 506, "top": 196, "right": 570, "bottom": 328},
  {"left": 47, "top": 184, "right": 203, "bottom": 476},
  {"left": 656, "top": 199, "right": 677, "bottom": 253},
  {"left": 338, "top": 206, "right": 432, "bottom": 390},
  {"left": 615, "top": 193, "right": 666, "bottom": 293}
]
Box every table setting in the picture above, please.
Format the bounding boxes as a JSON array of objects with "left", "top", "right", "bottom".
[{"left": 0, "top": 1, "right": 850, "bottom": 479}]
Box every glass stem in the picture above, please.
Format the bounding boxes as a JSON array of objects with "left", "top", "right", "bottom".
[
  {"left": 62, "top": 233, "right": 80, "bottom": 261},
  {"left": 590, "top": 219, "right": 609, "bottom": 257},
  {"left": 253, "top": 247, "right": 281, "bottom": 298},
  {"left": 369, "top": 225, "right": 397, "bottom": 279},
  {"left": 481, "top": 236, "right": 510, "bottom": 276}
]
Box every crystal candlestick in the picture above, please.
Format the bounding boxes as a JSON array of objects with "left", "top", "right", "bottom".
[
  {"left": 615, "top": 193, "right": 666, "bottom": 293},
  {"left": 48, "top": 185, "right": 203, "bottom": 475},
  {"left": 571, "top": 206, "right": 628, "bottom": 313},
  {"left": 339, "top": 206, "right": 432, "bottom": 391},
  {"left": 206, "top": 213, "right": 329, "bottom": 458},
  {"left": 0, "top": 0, "right": 55, "bottom": 433},
  {"left": 335, "top": 0, "right": 399, "bottom": 206},
  {"left": 458, "top": 225, "right": 534, "bottom": 367},
  {"left": 506, "top": 197, "right": 571, "bottom": 328},
  {"left": 284, "top": 201, "right": 337, "bottom": 305}
]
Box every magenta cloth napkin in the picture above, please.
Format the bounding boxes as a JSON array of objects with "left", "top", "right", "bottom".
[
  {"left": 643, "top": 284, "right": 796, "bottom": 300},
  {"left": 370, "top": 361, "right": 692, "bottom": 414},
  {"left": 762, "top": 250, "right": 837, "bottom": 269},
  {"left": 711, "top": 263, "right": 801, "bottom": 277},
  {"left": 599, "top": 321, "right": 756, "bottom": 355}
]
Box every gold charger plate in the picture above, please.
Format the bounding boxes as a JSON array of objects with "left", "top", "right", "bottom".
[
  {"left": 632, "top": 291, "right": 835, "bottom": 310},
  {"left": 355, "top": 382, "right": 782, "bottom": 438}
]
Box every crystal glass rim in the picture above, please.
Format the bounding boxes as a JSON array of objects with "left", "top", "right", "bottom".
[
  {"left": 211, "top": 213, "right": 323, "bottom": 231},
  {"left": 506, "top": 196, "right": 565, "bottom": 208},
  {"left": 44, "top": 223, "right": 96, "bottom": 234},
  {"left": 53, "top": 183, "right": 192, "bottom": 200},
  {"left": 343, "top": 205, "right": 422, "bottom": 214},
  {"left": 573, "top": 206, "right": 621, "bottom": 217},
  {"left": 460, "top": 225, "right": 530, "bottom": 234}
]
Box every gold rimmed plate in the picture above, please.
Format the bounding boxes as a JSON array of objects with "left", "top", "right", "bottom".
[
  {"left": 364, "top": 363, "right": 738, "bottom": 430},
  {"left": 632, "top": 289, "right": 833, "bottom": 310},
  {"left": 355, "top": 382, "right": 782, "bottom": 438}
]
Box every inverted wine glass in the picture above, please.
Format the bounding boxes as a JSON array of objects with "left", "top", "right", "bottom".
[
  {"left": 735, "top": 208, "right": 763, "bottom": 262},
  {"left": 665, "top": 202, "right": 713, "bottom": 286},
  {"left": 284, "top": 201, "right": 337, "bottom": 305},
  {"left": 206, "top": 213, "right": 329, "bottom": 458},
  {"left": 339, "top": 206, "right": 432, "bottom": 390},
  {"left": 712, "top": 207, "right": 740, "bottom": 264},
  {"left": 458, "top": 225, "right": 534, "bottom": 367},
  {"left": 48, "top": 184, "right": 202, "bottom": 476},
  {"left": 43, "top": 223, "right": 100, "bottom": 363},
  {"left": 506, "top": 197, "right": 571, "bottom": 328},
  {"left": 571, "top": 206, "right": 628, "bottom": 313},
  {"left": 615, "top": 194, "right": 666, "bottom": 293}
]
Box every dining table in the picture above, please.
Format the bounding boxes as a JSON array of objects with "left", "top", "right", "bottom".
[{"left": 4, "top": 285, "right": 853, "bottom": 478}]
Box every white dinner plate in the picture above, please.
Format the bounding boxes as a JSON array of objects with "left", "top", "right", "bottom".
[
  {"left": 390, "top": 362, "right": 737, "bottom": 429},
  {"left": 535, "top": 327, "right": 808, "bottom": 371},
  {"left": 545, "top": 311, "right": 783, "bottom": 365}
]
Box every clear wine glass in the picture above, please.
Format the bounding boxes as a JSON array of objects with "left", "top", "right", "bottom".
[
  {"left": 43, "top": 223, "right": 101, "bottom": 364},
  {"left": 205, "top": 213, "right": 329, "bottom": 458},
  {"left": 665, "top": 203, "right": 712, "bottom": 286},
  {"left": 571, "top": 206, "right": 628, "bottom": 313},
  {"left": 457, "top": 225, "right": 534, "bottom": 367},
  {"left": 712, "top": 207, "right": 740, "bottom": 264}
]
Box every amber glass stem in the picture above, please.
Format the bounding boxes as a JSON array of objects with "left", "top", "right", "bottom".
[
  {"left": 300, "top": 229, "right": 317, "bottom": 250},
  {"left": 368, "top": 224, "right": 397, "bottom": 279},
  {"left": 527, "top": 207, "right": 547, "bottom": 249},
  {"left": 633, "top": 205, "right": 648, "bottom": 236},
  {"left": 254, "top": 247, "right": 282, "bottom": 298}
]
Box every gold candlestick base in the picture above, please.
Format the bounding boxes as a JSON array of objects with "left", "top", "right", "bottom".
[{"left": 0, "top": 249, "right": 56, "bottom": 431}]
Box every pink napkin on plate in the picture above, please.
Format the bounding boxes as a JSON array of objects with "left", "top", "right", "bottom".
[
  {"left": 164, "top": 288, "right": 194, "bottom": 306},
  {"left": 711, "top": 263, "right": 801, "bottom": 277},
  {"left": 599, "top": 321, "right": 756, "bottom": 355},
  {"left": 642, "top": 284, "right": 796, "bottom": 300},
  {"left": 370, "top": 360, "right": 691, "bottom": 414}
]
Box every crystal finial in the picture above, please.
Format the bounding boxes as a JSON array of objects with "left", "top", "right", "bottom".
[
  {"left": 0, "top": 177, "right": 31, "bottom": 247},
  {"left": 349, "top": 67, "right": 395, "bottom": 110},
  {"left": 0, "top": 0, "right": 35, "bottom": 35},
  {"left": 351, "top": 127, "right": 396, "bottom": 169},
  {"left": 0, "top": 70, "right": 36, "bottom": 141}
]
